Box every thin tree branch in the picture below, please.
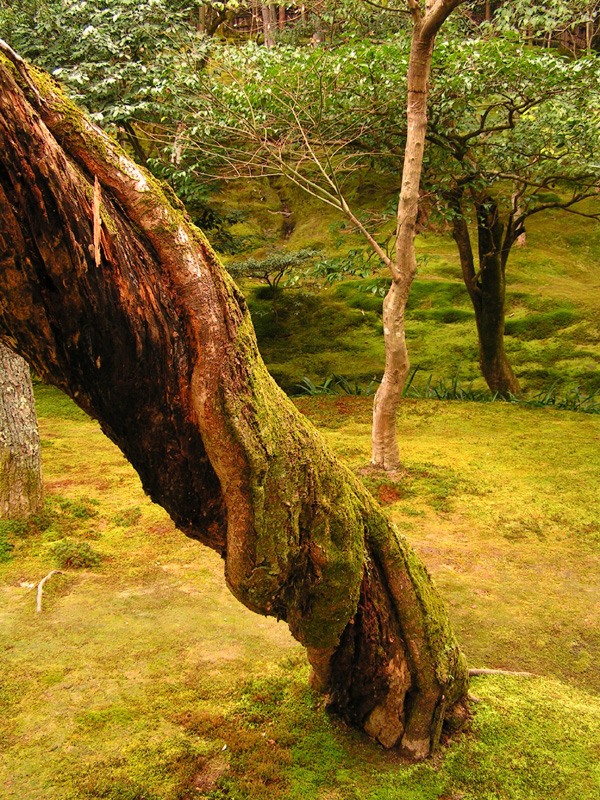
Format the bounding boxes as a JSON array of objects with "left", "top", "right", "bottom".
[
  {"left": 421, "top": 0, "right": 465, "bottom": 41},
  {"left": 0, "top": 37, "right": 43, "bottom": 107}
]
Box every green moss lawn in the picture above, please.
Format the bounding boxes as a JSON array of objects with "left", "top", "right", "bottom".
[{"left": 1, "top": 383, "right": 599, "bottom": 800}]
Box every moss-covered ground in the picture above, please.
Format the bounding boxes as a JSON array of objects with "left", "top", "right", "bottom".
[
  {"left": 1, "top": 384, "right": 599, "bottom": 799},
  {"left": 227, "top": 179, "right": 600, "bottom": 396}
]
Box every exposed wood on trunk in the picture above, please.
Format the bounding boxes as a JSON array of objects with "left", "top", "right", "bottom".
[
  {"left": 92, "top": 176, "right": 102, "bottom": 269},
  {"left": 0, "top": 56, "right": 469, "bottom": 759}
]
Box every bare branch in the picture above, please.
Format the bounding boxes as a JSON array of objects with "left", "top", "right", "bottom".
[{"left": 406, "top": 0, "right": 422, "bottom": 24}]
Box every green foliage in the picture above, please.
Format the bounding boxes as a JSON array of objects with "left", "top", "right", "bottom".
[
  {"left": 52, "top": 539, "right": 102, "bottom": 569},
  {"left": 493, "top": 0, "right": 600, "bottom": 49},
  {"left": 0, "top": 0, "right": 206, "bottom": 125},
  {"left": 229, "top": 248, "right": 320, "bottom": 320},
  {"left": 0, "top": 0, "right": 243, "bottom": 247},
  {"left": 227, "top": 248, "right": 319, "bottom": 286},
  {"left": 514, "top": 382, "right": 600, "bottom": 413}
]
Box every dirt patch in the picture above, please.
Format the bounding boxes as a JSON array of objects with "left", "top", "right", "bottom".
[{"left": 191, "top": 756, "right": 230, "bottom": 795}]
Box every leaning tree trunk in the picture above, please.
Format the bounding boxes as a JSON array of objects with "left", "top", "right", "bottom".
[
  {"left": 0, "top": 51, "right": 468, "bottom": 760},
  {"left": 0, "top": 342, "right": 43, "bottom": 517},
  {"left": 452, "top": 198, "right": 520, "bottom": 398},
  {"left": 371, "top": 0, "right": 465, "bottom": 471}
]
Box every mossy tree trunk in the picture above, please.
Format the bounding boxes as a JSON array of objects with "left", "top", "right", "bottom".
[
  {"left": 0, "top": 53, "right": 468, "bottom": 760},
  {"left": 0, "top": 342, "right": 43, "bottom": 518},
  {"left": 451, "top": 192, "right": 521, "bottom": 398},
  {"left": 371, "top": 0, "right": 466, "bottom": 471}
]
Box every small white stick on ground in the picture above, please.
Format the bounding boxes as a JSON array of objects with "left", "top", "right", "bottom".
[
  {"left": 36, "top": 570, "right": 63, "bottom": 613},
  {"left": 469, "top": 668, "right": 536, "bottom": 677}
]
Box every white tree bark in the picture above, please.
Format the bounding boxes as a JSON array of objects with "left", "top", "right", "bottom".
[{"left": 371, "top": 0, "right": 465, "bottom": 471}]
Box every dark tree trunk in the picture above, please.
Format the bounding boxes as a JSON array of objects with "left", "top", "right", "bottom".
[
  {"left": 0, "top": 56, "right": 468, "bottom": 760},
  {"left": 451, "top": 196, "right": 520, "bottom": 398},
  {"left": 0, "top": 342, "right": 43, "bottom": 517}
]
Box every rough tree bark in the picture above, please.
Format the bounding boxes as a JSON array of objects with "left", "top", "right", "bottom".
[
  {"left": 0, "top": 52, "right": 468, "bottom": 760},
  {"left": 451, "top": 193, "right": 521, "bottom": 397},
  {"left": 0, "top": 342, "right": 43, "bottom": 517},
  {"left": 371, "top": 0, "right": 466, "bottom": 471},
  {"left": 261, "top": 3, "right": 276, "bottom": 48}
]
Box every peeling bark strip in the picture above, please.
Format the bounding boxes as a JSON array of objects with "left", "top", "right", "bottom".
[
  {"left": 0, "top": 57, "right": 468, "bottom": 759},
  {"left": 92, "top": 176, "right": 102, "bottom": 270}
]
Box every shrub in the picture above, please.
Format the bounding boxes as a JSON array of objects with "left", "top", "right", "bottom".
[{"left": 53, "top": 540, "right": 102, "bottom": 569}]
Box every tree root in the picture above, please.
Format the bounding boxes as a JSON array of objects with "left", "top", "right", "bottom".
[
  {"left": 36, "top": 570, "right": 63, "bottom": 613},
  {"left": 469, "top": 668, "right": 536, "bottom": 678}
]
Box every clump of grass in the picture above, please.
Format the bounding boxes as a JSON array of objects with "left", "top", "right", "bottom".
[
  {"left": 112, "top": 507, "right": 142, "bottom": 527},
  {"left": 404, "top": 365, "right": 600, "bottom": 414},
  {"left": 403, "top": 364, "right": 491, "bottom": 402},
  {"left": 513, "top": 382, "right": 600, "bottom": 413},
  {"left": 294, "top": 374, "right": 380, "bottom": 397},
  {"left": 1, "top": 495, "right": 103, "bottom": 560},
  {"left": 58, "top": 496, "right": 99, "bottom": 519},
  {"left": 52, "top": 539, "right": 102, "bottom": 569},
  {"left": 359, "top": 473, "right": 407, "bottom": 506},
  {"left": 32, "top": 381, "right": 89, "bottom": 421},
  {"left": 359, "top": 461, "right": 462, "bottom": 514}
]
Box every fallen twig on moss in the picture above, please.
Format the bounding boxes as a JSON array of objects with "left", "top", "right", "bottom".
[
  {"left": 469, "top": 668, "right": 536, "bottom": 677},
  {"left": 36, "top": 570, "right": 63, "bottom": 613}
]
